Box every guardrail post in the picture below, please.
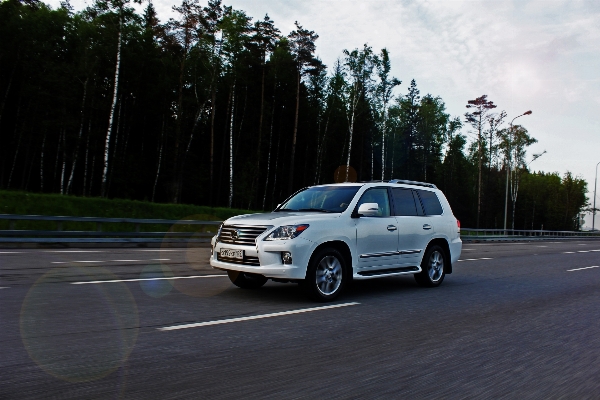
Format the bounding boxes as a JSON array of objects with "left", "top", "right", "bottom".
[
  {"left": 96, "top": 222, "right": 102, "bottom": 232},
  {"left": 9, "top": 220, "right": 15, "bottom": 230},
  {"left": 136, "top": 223, "right": 140, "bottom": 233},
  {"left": 57, "top": 222, "right": 63, "bottom": 231}
]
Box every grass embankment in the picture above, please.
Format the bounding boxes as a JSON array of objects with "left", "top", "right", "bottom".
[{"left": 0, "top": 190, "right": 258, "bottom": 233}]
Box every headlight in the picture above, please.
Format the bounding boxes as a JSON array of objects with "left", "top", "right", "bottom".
[{"left": 264, "top": 224, "right": 309, "bottom": 241}]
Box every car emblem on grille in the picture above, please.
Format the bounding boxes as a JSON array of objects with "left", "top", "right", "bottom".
[{"left": 230, "top": 229, "right": 240, "bottom": 241}]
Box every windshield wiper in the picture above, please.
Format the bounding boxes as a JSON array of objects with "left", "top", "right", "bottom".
[{"left": 297, "top": 208, "right": 334, "bottom": 213}]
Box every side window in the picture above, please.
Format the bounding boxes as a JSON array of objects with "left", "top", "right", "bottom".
[
  {"left": 356, "top": 188, "right": 391, "bottom": 217},
  {"left": 417, "top": 190, "right": 443, "bottom": 215},
  {"left": 391, "top": 188, "right": 418, "bottom": 216}
]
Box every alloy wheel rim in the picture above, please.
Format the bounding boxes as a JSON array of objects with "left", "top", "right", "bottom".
[
  {"left": 316, "top": 255, "right": 342, "bottom": 296},
  {"left": 428, "top": 251, "right": 444, "bottom": 282}
]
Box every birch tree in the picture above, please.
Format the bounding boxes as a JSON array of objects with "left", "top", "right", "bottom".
[
  {"left": 374, "top": 48, "right": 400, "bottom": 180},
  {"left": 96, "top": 0, "right": 140, "bottom": 198},
  {"left": 465, "top": 95, "right": 497, "bottom": 228},
  {"left": 342, "top": 44, "right": 375, "bottom": 182},
  {"left": 248, "top": 13, "right": 280, "bottom": 208},
  {"left": 499, "top": 124, "right": 537, "bottom": 230},
  {"left": 288, "top": 22, "right": 319, "bottom": 194},
  {"left": 220, "top": 6, "right": 251, "bottom": 207}
]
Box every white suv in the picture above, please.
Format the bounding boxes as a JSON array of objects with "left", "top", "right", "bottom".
[{"left": 210, "top": 180, "right": 462, "bottom": 301}]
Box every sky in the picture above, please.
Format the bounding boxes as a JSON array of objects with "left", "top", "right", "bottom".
[{"left": 50, "top": 0, "right": 600, "bottom": 228}]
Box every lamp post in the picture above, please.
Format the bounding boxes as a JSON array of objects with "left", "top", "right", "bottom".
[
  {"left": 593, "top": 161, "right": 600, "bottom": 231},
  {"left": 504, "top": 110, "right": 532, "bottom": 235}
]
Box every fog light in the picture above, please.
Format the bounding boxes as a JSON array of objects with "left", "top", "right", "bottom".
[{"left": 282, "top": 251, "right": 292, "bottom": 264}]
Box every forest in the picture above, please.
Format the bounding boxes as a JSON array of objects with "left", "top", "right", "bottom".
[{"left": 0, "top": 0, "right": 589, "bottom": 230}]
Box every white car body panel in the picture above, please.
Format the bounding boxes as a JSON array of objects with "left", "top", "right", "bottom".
[{"left": 210, "top": 182, "right": 462, "bottom": 282}]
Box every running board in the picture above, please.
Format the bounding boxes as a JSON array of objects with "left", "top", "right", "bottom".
[{"left": 357, "top": 266, "right": 419, "bottom": 277}]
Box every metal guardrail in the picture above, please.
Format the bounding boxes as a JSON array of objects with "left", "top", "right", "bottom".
[
  {"left": 0, "top": 214, "right": 222, "bottom": 244},
  {"left": 0, "top": 214, "right": 598, "bottom": 244},
  {"left": 461, "top": 228, "right": 600, "bottom": 240}
]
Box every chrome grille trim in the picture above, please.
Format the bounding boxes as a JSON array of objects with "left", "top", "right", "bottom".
[
  {"left": 217, "top": 254, "right": 260, "bottom": 266},
  {"left": 218, "top": 225, "right": 271, "bottom": 245}
]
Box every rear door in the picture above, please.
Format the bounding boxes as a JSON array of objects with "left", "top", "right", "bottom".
[
  {"left": 391, "top": 188, "right": 430, "bottom": 264},
  {"left": 355, "top": 187, "right": 400, "bottom": 270}
]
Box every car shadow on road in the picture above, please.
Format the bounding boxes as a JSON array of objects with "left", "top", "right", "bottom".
[{"left": 215, "top": 275, "right": 439, "bottom": 304}]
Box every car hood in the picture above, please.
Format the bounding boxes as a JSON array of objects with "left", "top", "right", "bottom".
[{"left": 225, "top": 211, "right": 342, "bottom": 226}]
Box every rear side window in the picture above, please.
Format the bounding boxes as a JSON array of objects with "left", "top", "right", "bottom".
[
  {"left": 417, "top": 190, "right": 443, "bottom": 215},
  {"left": 391, "top": 188, "right": 419, "bottom": 216}
]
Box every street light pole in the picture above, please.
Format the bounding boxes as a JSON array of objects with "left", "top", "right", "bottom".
[
  {"left": 593, "top": 161, "right": 600, "bottom": 231},
  {"left": 504, "top": 110, "right": 532, "bottom": 236}
]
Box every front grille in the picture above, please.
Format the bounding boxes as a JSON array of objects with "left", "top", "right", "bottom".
[
  {"left": 217, "top": 254, "right": 260, "bottom": 266},
  {"left": 219, "top": 225, "right": 271, "bottom": 245}
]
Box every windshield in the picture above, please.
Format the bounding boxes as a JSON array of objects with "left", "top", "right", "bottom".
[{"left": 277, "top": 186, "right": 361, "bottom": 213}]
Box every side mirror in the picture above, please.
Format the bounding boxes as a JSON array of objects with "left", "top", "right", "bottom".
[{"left": 357, "top": 203, "right": 380, "bottom": 217}]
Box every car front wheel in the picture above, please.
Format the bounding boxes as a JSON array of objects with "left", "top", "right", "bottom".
[
  {"left": 414, "top": 245, "right": 446, "bottom": 287},
  {"left": 302, "top": 247, "right": 346, "bottom": 302}
]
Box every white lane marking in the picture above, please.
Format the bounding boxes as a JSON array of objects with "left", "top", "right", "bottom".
[
  {"left": 537, "top": 246, "right": 548, "bottom": 248},
  {"left": 578, "top": 244, "right": 587, "bottom": 246},
  {"left": 564, "top": 252, "right": 575, "bottom": 254},
  {"left": 457, "top": 257, "right": 493, "bottom": 262},
  {"left": 51, "top": 260, "right": 100, "bottom": 264},
  {"left": 592, "top": 250, "right": 600, "bottom": 252},
  {"left": 567, "top": 266, "right": 600, "bottom": 272},
  {"left": 577, "top": 251, "right": 590, "bottom": 253},
  {"left": 463, "top": 249, "right": 476, "bottom": 251},
  {"left": 0, "top": 251, "right": 22, "bottom": 254},
  {"left": 135, "top": 249, "right": 185, "bottom": 252},
  {"left": 46, "top": 250, "right": 103, "bottom": 253},
  {"left": 51, "top": 258, "right": 171, "bottom": 264},
  {"left": 0, "top": 287, "right": 9, "bottom": 289},
  {"left": 480, "top": 257, "right": 493, "bottom": 260},
  {"left": 71, "top": 274, "right": 227, "bottom": 285},
  {"left": 158, "top": 302, "right": 361, "bottom": 331}
]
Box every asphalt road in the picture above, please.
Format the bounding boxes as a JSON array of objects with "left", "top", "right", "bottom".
[{"left": 1, "top": 240, "right": 600, "bottom": 399}]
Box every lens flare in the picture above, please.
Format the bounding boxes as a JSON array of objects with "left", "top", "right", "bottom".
[
  {"left": 160, "top": 215, "right": 231, "bottom": 298},
  {"left": 139, "top": 264, "right": 174, "bottom": 298},
  {"left": 20, "top": 267, "right": 139, "bottom": 383}
]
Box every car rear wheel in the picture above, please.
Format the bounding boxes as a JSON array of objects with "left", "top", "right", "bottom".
[
  {"left": 227, "top": 271, "right": 268, "bottom": 289},
  {"left": 302, "top": 247, "right": 346, "bottom": 302},
  {"left": 414, "top": 245, "right": 446, "bottom": 287}
]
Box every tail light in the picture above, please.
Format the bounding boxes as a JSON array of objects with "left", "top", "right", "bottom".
[{"left": 457, "top": 219, "right": 461, "bottom": 233}]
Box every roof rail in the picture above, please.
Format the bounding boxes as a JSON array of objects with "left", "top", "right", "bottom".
[{"left": 388, "top": 179, "right": 437, "bottom": 189}]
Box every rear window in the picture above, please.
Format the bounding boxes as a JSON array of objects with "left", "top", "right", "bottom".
[{"left": 417, "top": 190, "right": 443, "bottom": 215}]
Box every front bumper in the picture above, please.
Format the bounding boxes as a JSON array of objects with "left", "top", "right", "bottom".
[{"left": 210, "top": 236, "right": 314, "bottom": 280}]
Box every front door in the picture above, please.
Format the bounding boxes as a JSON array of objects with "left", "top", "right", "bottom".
[{"left": 355, "top": 187, "right": 400, "bottom": 270}]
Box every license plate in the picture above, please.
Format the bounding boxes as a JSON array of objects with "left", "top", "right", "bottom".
[{"left": 220, "top": 248, "right": 244, "bottom": 260}]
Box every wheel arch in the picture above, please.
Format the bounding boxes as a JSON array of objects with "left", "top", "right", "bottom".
[
  {"left": 426, "top": 238, "right": 452, "bottom": 274},
  {"left": 307, "top": 240, "right": 353, "bottom": 280}
]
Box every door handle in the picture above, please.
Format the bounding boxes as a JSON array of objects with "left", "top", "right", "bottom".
[
  {"left": 422, "top": 224, "right": 432, "bottom": 230},
  {"left": 387, "top": 225, "right": 397, "bottom": 231}
]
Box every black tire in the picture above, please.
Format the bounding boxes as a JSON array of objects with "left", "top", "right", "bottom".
[
  {"left": 414, "top": 244, "right": 447, "bottom": 287},
  {"left": 227, "top": 271, "right": 268, "bottom": 289},
  {"left": 302, "top": 247, "right": 347, "bottom": 302}
]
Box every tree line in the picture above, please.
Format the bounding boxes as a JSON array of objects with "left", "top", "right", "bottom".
[{"left": 0, "top": 0, "right": 588, "bottom": 230}]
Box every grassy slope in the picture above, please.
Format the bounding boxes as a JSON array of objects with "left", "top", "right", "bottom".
[{"left": 0, "top": 190, "right": 260, "bottom": 232}]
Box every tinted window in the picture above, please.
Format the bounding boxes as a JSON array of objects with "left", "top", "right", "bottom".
[
  {"left": 391, "top": 188, "right": 418, "bottom": 216},
  {"left": 417, "top": 190, "right": 443, "bottom": 215},
  {"left": 356, "top": 188, "right": 391, "bottom": 217}
]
